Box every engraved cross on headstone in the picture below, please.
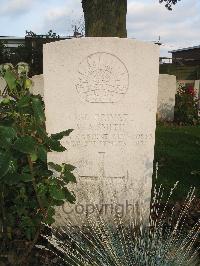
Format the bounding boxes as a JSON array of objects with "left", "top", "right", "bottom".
[{"left": 80, "top": 152, "right": 126, "bottom": 180}]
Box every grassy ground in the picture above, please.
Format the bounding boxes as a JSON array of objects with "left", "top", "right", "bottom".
[{"left": 153, "top": 124, "right": 200, "bottom": 202}]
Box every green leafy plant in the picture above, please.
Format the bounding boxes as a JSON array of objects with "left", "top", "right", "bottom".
[
  {"left": 0, "top": 63, "right": 76, "bottom": 265},
  {"left": 174, "top": 85, "right": 199, "bottom": 125}
]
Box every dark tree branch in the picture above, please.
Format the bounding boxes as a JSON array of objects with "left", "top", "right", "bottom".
[{"left": 159, "top": 0, "right": 181, "bottom": 10}]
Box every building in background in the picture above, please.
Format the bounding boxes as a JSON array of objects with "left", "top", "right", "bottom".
[
  {"left": 170, "top": 46, "right": 200, "bottom": 66},
  {"left": 0, "top": 36, "right": 25, "bottom": 51},
  {"left": 0, "top": 29, "right": 83, "bottom": 76},
  {"left": 160, "top": 45, "right": 200, "bottom": 80}
]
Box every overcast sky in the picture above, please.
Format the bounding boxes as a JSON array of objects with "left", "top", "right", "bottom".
[{"left": 0, "top": 0, "right": 200, "bottom": 56}]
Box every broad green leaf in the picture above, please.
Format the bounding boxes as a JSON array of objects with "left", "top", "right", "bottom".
[
  {"left": 20, "top": 173, "right": 33, "bottom": 182},
  {"left": 17, "top": 95, "right": 31, "bottom": 109},
  {"left": 13, "top": 136, "right": 37, "bottom": 154},
  {"left": 49, "top": 184, "right": 66, "bottom": 200},
  {"left": 51, "top": 129, "right": 73, "bottom": 141},
  {"left": 36, "top": 127, "right": 48, "bottom": 141},
  {"left": 3, "top": 173, "right": 32, "bottom": 185},
  {"left": 37, "top": 146, "right": 47, "bottom": 162},
  {"left": 36, "top": 183, "right": 49, "bottom": 207},
  {"left": 4, "top": 70, "right": 16, "bottom": 91},
  {"left": 1, "top": 98, "right": 10, "bottom": 104},
  {"left": 0, "top": 151, "right": 11, "bottom": 178},
  {"left": 32, "top": 96, "right": 45, "bottom": 124},
  {"left": 37, "top": 183, "right": 47, "bottom": 196},
  {"left": 0, "top": 126, "right": 16, "bottom": 139},
  {"left": 30, "top": 153, "right": 38, "bottom": 162},
  {"left": 45, "top": 207, "right": 56, "bottom": 225},
  {"left": 34, "top": 163, "right": 53, "bottom": 177},
  {"left": 22, "top": 165, "right": 30, "bottom": 173},
  {"left": 63, "top": 163, "right": 76, "bottom": 172},
  {"left": 3, "top": 173, "right": 21, "bottom": 185},
  {"left": 48, "top": 162, "right": 62, "bottom": 172},
  {"left": 25, "top": 79, "right": 32, "bottom": 89},
  {"left": 21, "top": 216, "right": 36, "bottom": 240},
  {"left": 0, "top": 126, "right": 16, "bottom": 149}
]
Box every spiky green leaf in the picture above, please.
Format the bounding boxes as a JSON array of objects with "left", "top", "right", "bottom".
[
  {"left": 64, "top": 187, "right": 76, "bottom": 204},
  {"left": 63, "top": 170, "right": 76, "bottom": 184},
  {"left": 51, "top": 129, "right": 73, "bottom": 141},
  {"left": 47, "top": 138, "right": 66, "bottom": 152},
  {"left": 48, "top": 162, "right": 62, "bottom": 172}
]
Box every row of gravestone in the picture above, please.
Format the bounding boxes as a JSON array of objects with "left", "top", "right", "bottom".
[
  {"left": 24, "top": 75, "right": 200, "bottom": 122},
  {"left": 1, "top": 68, "right": 199, "bottom": 125},
  {"left": 1, "top": 38, "right": 199, "bottom": 224},
  {"left": 0, "top": 73, "right": 187, "bottom": 122},
  {"left": 158, "top": 76, "right": 200, "bottom": 121}
]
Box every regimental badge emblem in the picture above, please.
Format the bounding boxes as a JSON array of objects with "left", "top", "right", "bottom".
[{"left": 76, "top": 52, "right": 129, "bottom": 103}]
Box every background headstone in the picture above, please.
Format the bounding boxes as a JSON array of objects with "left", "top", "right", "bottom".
[
  {"left": 44, "top": 38, "right": 159, "bottom": 222},
  {"left": 194, "top": 80, "right": 200, "bottom": 99},
  {"left": 157, "top": 74, "right": 176, "bottom": 121},
  {"left": 0, "top": 77, "right": 6, "bottom": 96},
  {"left": 30, "top": 74, "right": 44, "bottom": 97},
  {"left": 194, "top": 80, "right": 200, "bottom": 115}
]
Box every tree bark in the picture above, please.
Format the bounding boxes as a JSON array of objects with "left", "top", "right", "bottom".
[{"left": 82, "top": 0, "right": 127, "bottom": 38}]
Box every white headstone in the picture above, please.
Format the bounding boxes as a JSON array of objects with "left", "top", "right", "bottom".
[
  {"left": 194, "top": 80, "right": 200, "bottom": 115},
  {"left": 31, "top": 74, "right": 44, "bottom": 97},
  {"left": 0, "top": 77, "right": 6, "bottom": 96},
  {"left": 44, "top": 38, "right": 159, "bottom": 222},
  {"left": 194, "top": 80, "right": 200, "bottom": 99},
  {"left": 157, "top": 74, "right": 176, "bottom": 121}
]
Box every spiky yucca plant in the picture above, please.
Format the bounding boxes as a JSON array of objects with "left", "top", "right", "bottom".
[{"left": 41, "top": 181, "right": 199, "bottom": 266}]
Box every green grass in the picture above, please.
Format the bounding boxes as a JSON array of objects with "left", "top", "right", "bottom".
[{"left": 154, "top": 124, "right": 200, "bottom": 201}]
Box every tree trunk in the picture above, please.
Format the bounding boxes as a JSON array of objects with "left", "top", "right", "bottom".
[{"left": 82, "top": 0, "right": 127, "bottom": 38}]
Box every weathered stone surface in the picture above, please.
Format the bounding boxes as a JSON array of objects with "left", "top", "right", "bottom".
[
  {"left": 31, "top": 74, "right": 44, "bottom": 97},
  {"left": 194, "top": 80, "right": 200, "bottom": 116},
  {"left": 43, "top": 38, "right": 159, "bottom": 222},
  {"left": 157, "top": 74, "right": 176, "bottom": 121},
  {"left": 194, "top": 80, "right": 200, "bottom": 99},
  {"left": 0, "top": 77, "right": 6, "bottom": 95}
]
